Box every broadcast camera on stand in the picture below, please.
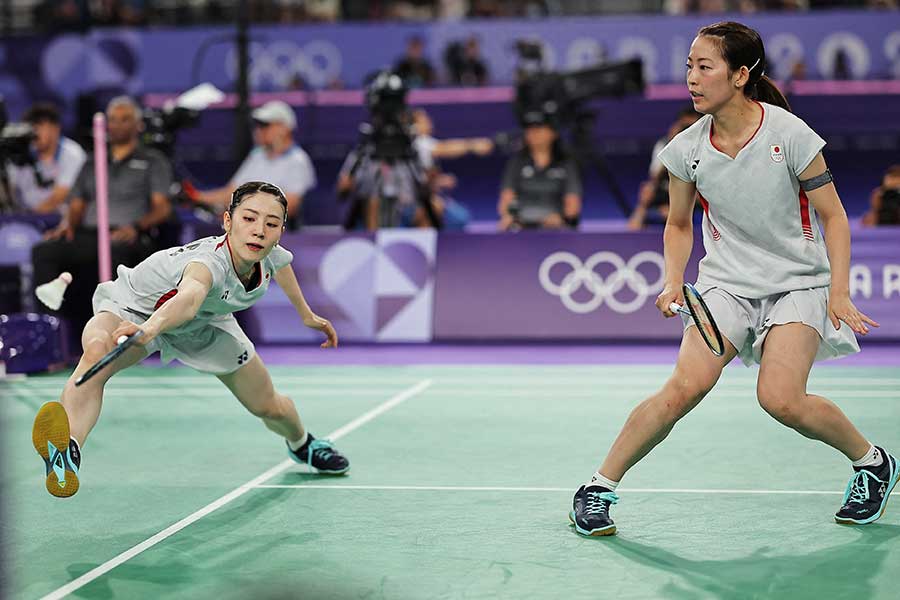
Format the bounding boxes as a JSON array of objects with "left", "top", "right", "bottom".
[
  {"left": 0, "top": 97, "right": 53, "bottom": 213},
  {"left": 340, "top": 72, "right": 441, "bottom": 230},
  {"left": 511, "top": 41, "right": 644, "bottom": 217}
]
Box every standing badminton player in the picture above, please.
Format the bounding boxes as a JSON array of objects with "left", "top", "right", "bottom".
[
  {"left": 571, "top": 21, "right": 896, "bottom": 536},
  {"left": 32, "top": 181, "right": 349, "bottom": 498}
]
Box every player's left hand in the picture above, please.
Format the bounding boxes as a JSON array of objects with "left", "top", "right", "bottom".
[
  {"left": 828, "top": 292, "right": 880, "bottom": 335},
  {"left": 304, "top": 315, "right": 338, "bottom": 348}
]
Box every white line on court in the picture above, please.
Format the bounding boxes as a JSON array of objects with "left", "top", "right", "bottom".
[
  {"left": 251, "top": 484, "right": 844, "bottom": 495},
  {"left": 38, "top": 379, "right": 433, "bottom": 600}
]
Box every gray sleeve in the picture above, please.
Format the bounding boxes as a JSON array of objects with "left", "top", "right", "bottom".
[
  {"left": 501, "top": 156, "right": 520, "bottom": 191},
  {"left": 565, "top": 159, "right": 582, "bottom": 196},
  {"left": 56, "top": 141, "right": 87, "bottom": 188},
  {"left": 70, "top": 162, "right": 91, "bottom": 201},
  {"left": 657, "top": 134, "right": 693, "bottom": 184},
  {"left": 149, "top": 152, "right": 173, "bottom": 196},
  {"left": 785, "top": 116, "right": 826, "bottom": 177}
]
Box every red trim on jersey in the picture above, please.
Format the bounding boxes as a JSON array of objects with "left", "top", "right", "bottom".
[
  {"left": 799, "top": 190, "right": 814, "bottom": 241},
  {"left": 709, "top": 101, "right": 765, "bottom": 155},
  {"left": 697, "top": 193, "right": 721, "bottom": 241},
  {"left": 154, "top": 289, "right": 178, "bottom": 310},
  {"left": 224, "top": 236, "right": 264, "bottom": 291},
  {"left": 215, "top": 238, "right": 226, "bottom": 251}
]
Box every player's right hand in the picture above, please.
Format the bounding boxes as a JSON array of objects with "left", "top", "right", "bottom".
[
  {"left": 656, "top": 282, "right": 684, "bottom": 318},
  {"left": 110, "top": 321, "right": 152, "bottom": 346}
]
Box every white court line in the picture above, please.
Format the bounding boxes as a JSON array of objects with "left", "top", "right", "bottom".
[
  {"left": 38, "top": 379, "right": 433, "bottom": 600},
  {"left": 252, "top": 484, "right": 843, "bottom": 495}
]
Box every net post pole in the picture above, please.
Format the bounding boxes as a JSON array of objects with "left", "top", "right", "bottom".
[{"left": 93, "top": 112, "right": 112, "bottom": 282}]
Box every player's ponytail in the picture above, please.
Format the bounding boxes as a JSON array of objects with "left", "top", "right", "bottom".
[
  {"left": 753, "top": 75, "right": 791, "bottom": 112},
  {"left": 698, "top": 21, "right": 791, "bottom": 112}
]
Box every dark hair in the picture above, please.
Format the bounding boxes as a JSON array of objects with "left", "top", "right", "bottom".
[
  {"left": 23, "top": 102, "right": 61, "bottom": 125},
  {"left": 697, "top": 21, "right": 791, "bottom": 112},
  {"left": 229, "top": 181, "right": 288, "bottom": 222}
]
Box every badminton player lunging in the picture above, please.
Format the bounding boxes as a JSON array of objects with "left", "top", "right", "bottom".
[
  {"left": 32, "top": 181, "right": 349, "bottom": 498},
  {"left": 571, "top": 21, "right": 895, "bottom": 536}
]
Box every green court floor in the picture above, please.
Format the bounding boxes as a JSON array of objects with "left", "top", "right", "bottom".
[{"left": 2, "top": 365, "right": 899, "bottom": 599}]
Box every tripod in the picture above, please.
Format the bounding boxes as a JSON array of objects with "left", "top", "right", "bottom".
[{"left": 569, "top": 108, "right": 633, "bottom": 218}]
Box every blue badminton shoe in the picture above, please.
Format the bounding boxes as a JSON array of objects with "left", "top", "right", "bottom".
[
  {"left": 287, "top": 434, "right": 349, "bottom": 475},
  {"left": 835, "top": 447, "right": 899, "bottom": 525},
  {"left": 570, "top": 484, "right": 618, "bottom": 536},
  {"left": 32, "top": 402, "right": 81, "bottom": 498}
]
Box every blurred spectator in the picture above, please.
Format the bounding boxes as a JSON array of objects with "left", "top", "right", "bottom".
[
  {"left": 444, "top": 36, "right": 489, "bottom": 86},
  {"left": 194, "top": 100, "right": 315, "bottom": 229},
  {"left": 411, "top": 108, "right": 493, "bottom": 229},
  {"left": 497, "top": 115, "right": 581, "bottom": 231},
  {"left": 394, "top": 36, "right": 436, "bottom": 88},
  {"left": 6, "top": 102, "right": 86, "bottom": 216},
  {"left": 628, "top": 105, "right": 701, "bottom": 230},
  {"left": 32, "top": 96, "right": 172, "bottom": 346},
  {"left": 862, "top": 165, "right": 900, "bottom": 226}
]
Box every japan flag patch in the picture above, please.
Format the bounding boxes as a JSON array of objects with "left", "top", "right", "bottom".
[{"left": 770, "top": 144, "right": 785, "bottom": 163}]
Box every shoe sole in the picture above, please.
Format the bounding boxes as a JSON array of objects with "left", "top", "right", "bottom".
[
  {"left": 835, "top": 455, "right": 899, "bottom": 525},
  {"left": 568, "top": 510, "right": 616, "bottom": 536},
  {"left": 32, "top": 402, "right": 79, "bottom": 498}
]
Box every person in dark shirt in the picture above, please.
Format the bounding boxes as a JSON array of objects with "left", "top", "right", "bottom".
[
  {"left": 498, "top": 115, "right": 582, "bottom": 230},
  {"left": 394, "top": 36, "right": 436, "bottom": 88}
]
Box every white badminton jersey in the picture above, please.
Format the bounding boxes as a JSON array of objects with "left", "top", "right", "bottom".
[
  {"left": 112, "top": 235, "right": 293, "bottom": 333},
  {"left": 658, "top": 102, "right": 831, "bottom": 298}
]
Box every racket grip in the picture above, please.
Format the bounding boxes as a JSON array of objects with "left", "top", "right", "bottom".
[
  {"left": 117, "top": 335, "right": 128, "bottom": 345},
  {"left": 669, "top": 302, "right": 685, "bottom": 315}
]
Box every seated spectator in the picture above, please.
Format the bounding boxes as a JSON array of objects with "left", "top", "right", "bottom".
[
  {"left": 497, "top": 114, "right": 581, "bottom": 231},
  {"left": 444, "top": 36, "right": 489, "bottom": 86},
  {"left": 6, "top": 102, "right": 86, "bottom": 216},
  {"left": 628, "top": 106, "right": 701, "bottom": 230},
  {"left": 862, "top": 165, "right": 900, "bottom": 226},
  {"left": 394, "top": 36, "right": 436, "bottom": 88},
  {"left": 32, "top": 96, "right": 171, "bottom": 347},
  {"left": 194, "top": 100, "right": 316, "bottom": 229}
]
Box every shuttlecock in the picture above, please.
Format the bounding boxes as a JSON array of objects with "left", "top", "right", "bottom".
[{"left": 36, "top": 272, "right": 72, "bottom": 310}]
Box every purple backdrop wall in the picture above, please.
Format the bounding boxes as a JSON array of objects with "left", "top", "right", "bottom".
[{"left": 256, "top": 227, "right": 900, "bottom": 343}]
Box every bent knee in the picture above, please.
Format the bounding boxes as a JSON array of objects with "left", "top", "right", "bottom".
[
  {"left": 757, "top": 384, "right": 802, "bottom": 426},
  {"left": 665, "top": 374, "right": 716, "bottom": 414}
]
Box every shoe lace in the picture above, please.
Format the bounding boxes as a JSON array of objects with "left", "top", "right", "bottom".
[
  {"left": 585, "top": 491, "right": 619, "bottom": 516},
  {"left": 842, "top": 470, "right": 879, "bottom": 506},
  {"left": 307, "top": 438, "right": 335, "bottom": 465}
]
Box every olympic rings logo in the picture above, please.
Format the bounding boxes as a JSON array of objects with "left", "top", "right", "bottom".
[
  {"left": 538, "top": 251, "right": 666, "bottom": 314},
  {"left": 225, "top": 40, "right": 342, "bottom": 89}
]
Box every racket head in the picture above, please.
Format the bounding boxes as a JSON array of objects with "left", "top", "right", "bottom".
[
  {"left": 682, "top": 283, "right": 725, "bottom": 357},
  {"left": 74, "top": 331, "right": 143, "bottom": 386}
]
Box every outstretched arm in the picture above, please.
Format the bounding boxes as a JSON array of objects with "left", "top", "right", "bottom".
[
  {"left": 273, "top": 264, "right": 338, "bottom": 348},
  {"left": 112, "top": 262, "right": 214, "bottom": 344},
  {"left": 802, "top": 153, "right": 879, "bottom": 335}
]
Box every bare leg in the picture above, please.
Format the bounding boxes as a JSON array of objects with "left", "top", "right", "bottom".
[
  {"left": 217, "top": 354, "right": 306, "bottom": 442},
  {"left": 757, "top": 323, "right": 870, "bottom": 461},
  {"left": 60, "top": 312, "right": 148, "bottom": 445},
  {"left": 597, "top": 327, "right": 738, "bottom": 481}
]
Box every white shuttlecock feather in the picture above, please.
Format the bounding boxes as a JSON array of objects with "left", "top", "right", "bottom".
[{"left": 36, "top": 272, "right": 72, "bottom": 310}]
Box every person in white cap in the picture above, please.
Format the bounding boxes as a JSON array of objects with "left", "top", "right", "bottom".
[{"left": 195, "top": 101, "right": 316, "bottom": 227}]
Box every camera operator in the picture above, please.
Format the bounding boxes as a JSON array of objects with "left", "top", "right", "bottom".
[
  {"left": 32, "top": 96, "right": 172, "bottom": 347},
  {"left": 5, "top": 102, "right": 86, "bottom": 215},
  {"left": 193, "top": 100, "right": 314, "bottom": 229},
  {"left": 862, "top": 165, "right": 900, "bottom": 226},
  {"left": 337, "top": 72, "right": 439, "bottom": 230},
  {"left": 497, "top": 112, "right": 582, "bottom": 231}
]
